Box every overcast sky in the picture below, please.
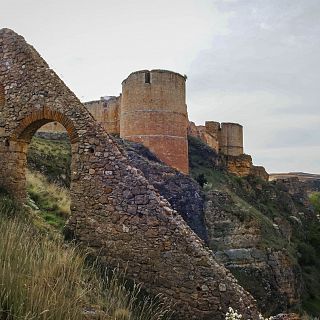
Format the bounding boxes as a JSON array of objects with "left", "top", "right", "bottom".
[{"left": 1, "top": 0, "right": 319, "bottom": 173}]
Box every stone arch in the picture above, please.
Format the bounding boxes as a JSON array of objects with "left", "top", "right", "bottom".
[
  {"left": 3, "top": 108, "right": 79, "bottom": 202},
  {"left": 11, "top": 108, "right": 78, "bottom": 143}
]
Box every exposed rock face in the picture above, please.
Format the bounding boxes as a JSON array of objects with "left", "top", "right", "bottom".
[
  {"left": 0, "top": 28, "right": 260, "bottom": 320},
  {"left": 204, "top": 190, "right": 302, "bottom": 315},
  {"left": 250, "top": 165, "right": 270, "bottom": 181},
  {"left": 226, "top": 154, "right": 269, "bottom": 181},
  {"left": 226, "top": 154, "right": 252, "bottom": 177}
]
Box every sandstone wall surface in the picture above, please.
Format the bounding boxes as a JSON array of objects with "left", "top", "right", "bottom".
[
  {"left": 121, "top": 70, "right": 189, "bottom": 174},
  {"left": 0, "top": 28, "right": 260, "bottom": 320},
  {"left": 84, "top": 96, "right": 121, "bottom": 134},
  {"left": 219, "top": 122, "right": 243, "bottom": 156},
  {"left": 226, "top": 154, "right": 269, "bottom": 181}
]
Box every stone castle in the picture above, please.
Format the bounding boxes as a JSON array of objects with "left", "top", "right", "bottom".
[
  {"left": 0, "top": 28, "right": 261, "bottom": 319},
  {"left": 40, "top": 69, "right": 268, "bottom": 179}
]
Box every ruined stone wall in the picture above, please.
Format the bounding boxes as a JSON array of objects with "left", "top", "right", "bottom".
[
  {"left": 188, "top": 121, "right": 244, "bottom": 157},
  {"left": 82, "top": 97, "right": 121, "bottom": 134},
  {"left": 120, "top": 70, "right": 189, "bottom": 174},
  {"left": 103, "top": 96, "right": 120, "bottom": 134},
  {"left": 83, "top": 99, "right": 105, "bottom": 123},
  {"left": 188, "top": 121, "right": 220, "bottom": 152},
  {"left": 0, "top": 28, "right": 260, "bottom": 320}
]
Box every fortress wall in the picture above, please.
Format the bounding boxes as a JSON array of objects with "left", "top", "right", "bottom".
[
  {"left": 188, "top": 121, "right": 220, "bottom": 152},
  {"left": 84, "top": 99, "right": 105, "bottom": 123},
  {"left": 37, "top": 121, "right": 66, "bottom": 133},
  {"left": 83, "top": 97, "right": 121, "bottom": 134},
  {"left": 205, "top": 121, "right": 220, "bottom": 139},
  {"left": 219, "top": 122, "right": 243, "bottom": 156},
  {"left": 103, "top": 96, "right": 120, "bottom": 134},
  {"left": 205, "top": 121, "right": 220, "bottom": 151},
  {"left": 120, "top": 70, "right": 189, "bottom": 174}
]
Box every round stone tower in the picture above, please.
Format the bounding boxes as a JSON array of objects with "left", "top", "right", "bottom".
[
  {"left": 219, "top": 122, "right": 243, "bottom": 156},
  {"left": 120, "top": 70, "right": 189, "bottom": 174}
]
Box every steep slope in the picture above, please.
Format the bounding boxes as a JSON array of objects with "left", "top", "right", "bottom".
[
  {"left": 27, "top": 134, "right": 320, "bottom": 317},
  {"left": 188, "top": 136, "right": 320, "bottom": 317}
]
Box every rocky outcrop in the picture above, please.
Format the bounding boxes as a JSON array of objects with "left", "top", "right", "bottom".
[
  {"left": 204, "top": 190, "right": 302, "bottom": 316},
  {"left": 226, "top": 154, "right": 269, "bottom": 181}
]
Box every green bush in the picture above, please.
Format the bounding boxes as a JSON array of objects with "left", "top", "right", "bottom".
[{"left": 309, "top": 192, "right": 320, "bottom": 214}]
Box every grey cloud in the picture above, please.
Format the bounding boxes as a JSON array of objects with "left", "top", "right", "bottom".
[{"left": 188, "top": 0, "right": 320, "bottom": 172}]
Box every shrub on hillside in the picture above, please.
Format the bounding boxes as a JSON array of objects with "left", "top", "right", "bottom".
[{"left": 310, "top": 192, "right": 320, "bottom": 215}]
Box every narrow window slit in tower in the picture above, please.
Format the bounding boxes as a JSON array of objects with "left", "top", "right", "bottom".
[{"left": 145, "top": 72, "right": 150, "bottom": 84}]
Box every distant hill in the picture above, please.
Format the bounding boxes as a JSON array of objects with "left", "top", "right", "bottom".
[{"left": 269, "top": 172, "right": 320, "bottom": 182}]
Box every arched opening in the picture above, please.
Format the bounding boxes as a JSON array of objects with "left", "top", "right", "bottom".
[
  {"left": 0, "top": 84, "right": 5, "bottom": 109},
  {"left": 27, "top": 125, "right": 71, "bottom": 229},
  {"left": 10, "top": 109, "right": 79, "bottom": 229}
]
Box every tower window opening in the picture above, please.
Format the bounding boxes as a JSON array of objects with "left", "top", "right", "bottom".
[{"left": 145, "top": 72, "right": 150, "bottom": 84}]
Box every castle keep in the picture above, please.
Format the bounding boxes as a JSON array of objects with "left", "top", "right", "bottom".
[{"left": 121, "top": 70, "right": 189, "bottom": 174}]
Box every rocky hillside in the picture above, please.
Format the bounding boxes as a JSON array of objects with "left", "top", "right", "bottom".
[
  {"left": 270, "top": 172, "right": 320, "bottom": 194},
  {"left": 188, "top": 136, "right": 320, "bottom": 317},
  {"left": 27, "top": 134, "right": 320, "bottom": 318}
]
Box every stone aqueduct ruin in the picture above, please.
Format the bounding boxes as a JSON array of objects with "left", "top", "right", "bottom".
[{"left": 0, "top": 29, "right": 260, "bottom": 319}]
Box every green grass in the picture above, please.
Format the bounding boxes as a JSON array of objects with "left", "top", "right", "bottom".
[
  {"left": 0, "top": 192, "right": 173, "bottom": 320},
  {"left": 27, "top": 136, "right": 71, "bottom": 187},
  {"left": 26, "top": 170, "right": 70, "bottom": 230}
]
